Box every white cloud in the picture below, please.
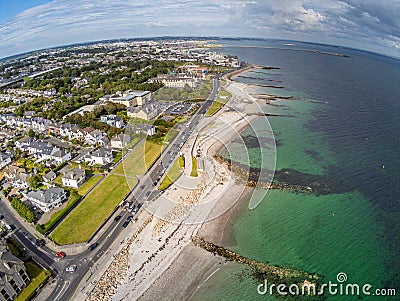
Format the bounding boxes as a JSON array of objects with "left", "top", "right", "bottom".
[{"left": 0, "top": 0, "right": 399, "bottom": 58}]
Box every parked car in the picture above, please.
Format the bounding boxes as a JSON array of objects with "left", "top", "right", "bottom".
[
  {"left": 56, "top": 251, "right": 66, "bottom": 258},
  {"left": 0, "top": 215, "right": 3, "bottom": 220},
  {"left": 66, "top": 265, "right": 77, "bottom": 273},
  {"left": 88, "top": 243, "right": 98, "bottom": 251},
  {"left": 122, "top": 221, "right": 129, "bottom": 228}
]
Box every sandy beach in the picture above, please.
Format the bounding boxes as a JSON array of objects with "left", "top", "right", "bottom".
[{"left": 80, "top": 69, "right": 264, "bottom": 301}]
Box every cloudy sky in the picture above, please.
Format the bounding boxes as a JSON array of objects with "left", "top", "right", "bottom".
[{"left": 0, "top": 0, "right": 400, "bottom": 59}]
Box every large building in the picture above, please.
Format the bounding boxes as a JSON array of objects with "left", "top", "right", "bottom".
[
  {"left": 0, "top": 241, "right": 30, "bottom": 301},
  {"left": 23, "top": 187, "right": 67, "bottom": 213},
  {"left": 101, "top": 90, "right": 151, "bottom": 107},
  {"left": 62, "top": 168, "right": 86, "bottom": 188},
  {"left": 151, "top": 74, "right": 199, "bottom": 88},
  {"left": 111, "top": 134, "right": 131, "bottom": 149},
  {"left": 127, "top": 102, "right": 160, "bottom": 120}
]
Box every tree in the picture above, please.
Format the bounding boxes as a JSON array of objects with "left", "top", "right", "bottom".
[
  {"left": 183, "top": 83, "right": 193, "bottom": 93},
  {"left": 28, "top": 129, "right": 36, "bottom": 138},
  {"left": 28, "top": 175, "right": 42, "bottom": 189},
  {"left": 6, "top": 141, "right": 14, "bottom": 149},
  {"left": 11, "top": 197, "right": 35, "bottom": 223}
]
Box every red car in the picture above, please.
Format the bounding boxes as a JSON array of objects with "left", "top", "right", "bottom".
[{"left": 56, "top": 251, "right": 66, "bottom": 258}]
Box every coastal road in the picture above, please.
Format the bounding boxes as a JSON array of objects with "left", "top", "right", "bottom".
[{"left": 1, "top": 76, "right": 221, "bottom": 301}]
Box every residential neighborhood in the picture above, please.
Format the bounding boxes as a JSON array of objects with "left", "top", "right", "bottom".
[{"left": 0, "top": 38, "right": 238, "bottom": 301}]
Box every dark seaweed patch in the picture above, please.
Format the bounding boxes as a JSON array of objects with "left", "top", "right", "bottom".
[{"left": 304, "top": 149, "right": 322, "bottom": 161}]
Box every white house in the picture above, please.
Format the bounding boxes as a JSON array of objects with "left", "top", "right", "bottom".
[
  {"left": 84, "top": 147, "right": 113, "bottom": 165},
  {"left": 42, "top": 171, "right": 56, "bottom": 183},
  {"left": 23, "top": 187, "right": 67, "bottom": 213},
  {"left": 4, "top": 166, "right": 30, "bottom": 189},
  {"left": 100, "top": 115, "right": 125, "bottom": 128},
  {"left": 62, "top": 168, "right": 86, "bottom": 188},
  {"left": 85, "top": 129, "right": 107, "bottom": 145},
  {"left": 111, "top": 134, "right": 132, "bottom": 149},
  {"left": 26, "top": 140, "right": 71, "bottom": 164},
  {"left": 132, "top": 124, "right": 156, "bottom": 136},
  {"left": 127, "top": 102, "right": 160, "bottom": 120},
  {"left": 50, "top": 149, "right": 72, "bottom": 164}
]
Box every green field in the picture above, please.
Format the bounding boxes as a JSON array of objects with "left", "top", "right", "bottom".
[
  {"left": 76, "top": 175, "right": 103, "bottom": 196},
  {"left": 205, "top": 89, "right": 232, "bottom": 117},
  {"left": 190, "top": 156, "right": 198, "bottom": 177},
  {"left": 49, "top": 139, "right": 158, "bottom": 245},
  {"left": 113, "top": 141, "right": 162, "bottom": 177},
  {"left": 15, "top": 262, "right": 50, "bottom": 301},
  {"left": 126, "top": 135, "right": 143, "bottom": 149},
  {"left": 158, "top": 156, "right": 185, "bottom": 190},
  {"left": 50, "top": 174, "right": 136, "bottom": 245}
]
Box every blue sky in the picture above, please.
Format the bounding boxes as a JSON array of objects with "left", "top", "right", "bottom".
[
  {"left": 0, "top": 0, "right": 400, "bottom": 59},
  {"left": 0, "top": 0, "right": 52, "bottom": 24}
]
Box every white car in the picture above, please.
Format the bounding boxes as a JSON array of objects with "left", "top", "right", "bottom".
[{"left": 66, "top": 265, "right": 77, "bottom": 273}]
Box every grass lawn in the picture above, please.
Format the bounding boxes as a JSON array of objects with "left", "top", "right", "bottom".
[
  {"left": 190, "top": 156, "right": 198, "bottom": 177},
  {"left": 50, "top": 174, "right": 136, "bottom": 245},
  {"left": 15, "top": 261, "right": 50, "bottom": 301},
  {"left": 113, "top": 141, "right": 162, "bottom": 178},
  {"left": 126, "top": 135, "right": 143, "bottom": 149},
  {"left": 53, "top": 174, "right": 63, "bottom": 185},
  {"left": 163, "top": 128, "right": 179, "bottom": 144},
  {"left": 158, "top": 156, "right": 185, "bottom": 191},
  {"left": 205, "top": 89, "right": 231, "bottom": 117},
  {"left": 36, "top": 191, "right": 81, "bottom": 234},
  {"left": 76, "top": 175, "right": 103, "bottom": 196},
  {"left": 113, "top": 151, "right": 122, "bottom": 164}
]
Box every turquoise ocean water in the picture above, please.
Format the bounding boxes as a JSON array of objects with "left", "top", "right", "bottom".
[{"left": 192, "top": 40, "right": 400, "bottom": 300}]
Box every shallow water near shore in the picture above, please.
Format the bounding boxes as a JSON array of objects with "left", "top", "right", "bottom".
[{"left": 192, "top": 40, "right": 400, "bottom": 300}]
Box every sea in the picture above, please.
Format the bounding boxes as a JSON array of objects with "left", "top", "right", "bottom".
[{"left": 192, "top": 39, "right": 400, "bottom": 300}]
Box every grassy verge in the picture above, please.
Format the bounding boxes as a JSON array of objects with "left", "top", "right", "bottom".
[
  {"left": 205, "top": 89, "right": 232, "bottom": 117},
  {"left": 36, "top": 191, "right": 81, "bottom": 234},
  {"left": 190, "top": 156, "right": 198, "bottom": 177},
  {"left": 158, "top": 156, "right": 185, "bottom": 191},
  {"left": 49, "top": 139, "right": 158, "bottom": 244},
  {"left": 15, "top": 262, "right": 50, "bottom": 301},
  {"left": 7, "top": 238, "right": 26, "bottom": 257},
  {"left": 113, "top": 140, "right": 162, "bottom": 177},
  {"left": 50, "top": 175, "right": 136, "bottom": 245},
  {"left": 76, "top": 175, "right": 103, "bottom": 196},
  {"left": 125, "top": 135, "right": 143, "bottom": 149}
]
